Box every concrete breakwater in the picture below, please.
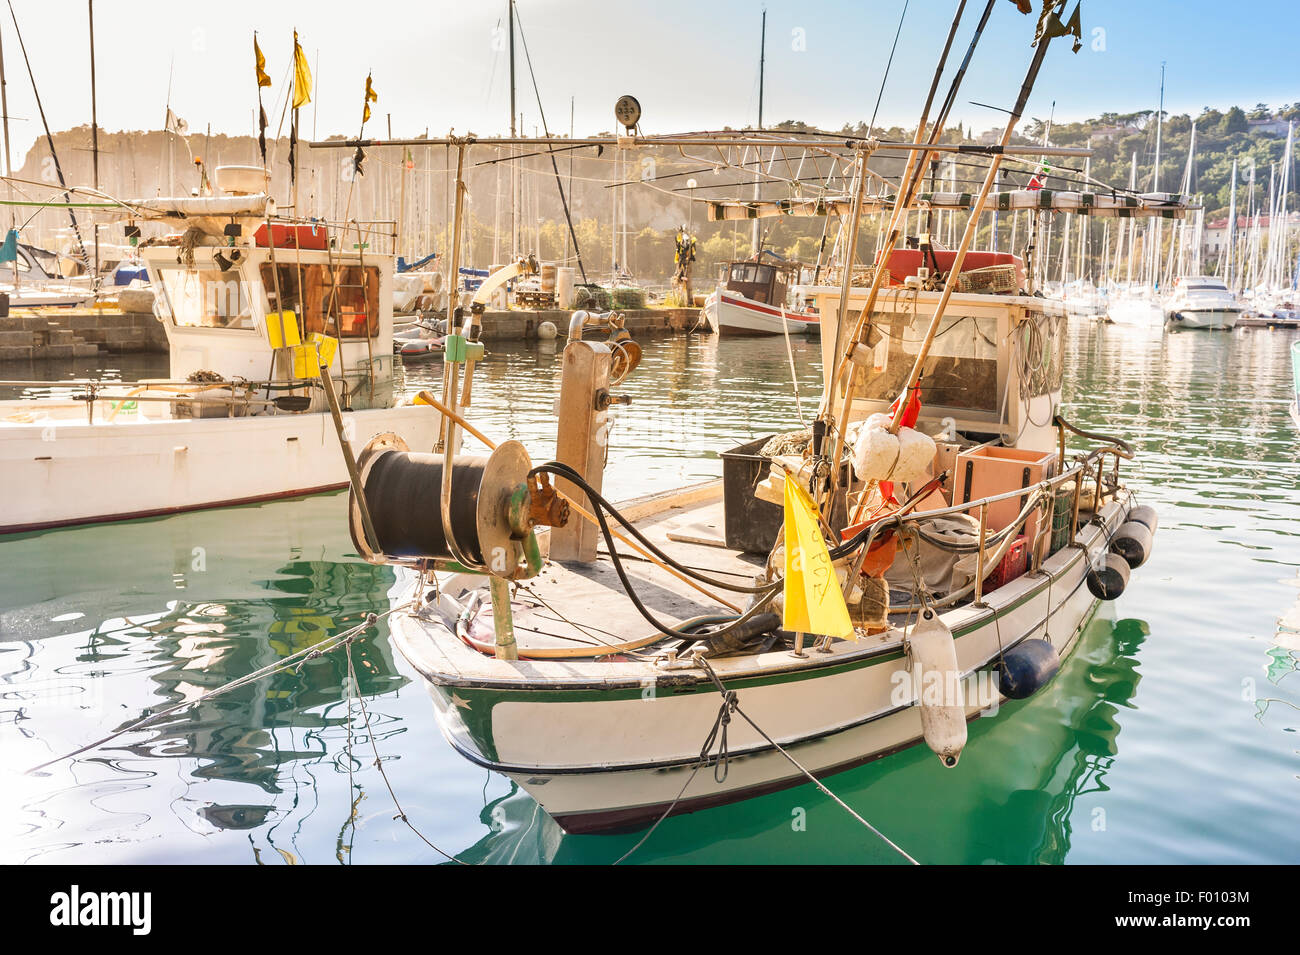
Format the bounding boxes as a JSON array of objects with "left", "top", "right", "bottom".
[
  {"left": 0, "top": 310, "right": 165, "bottom": 362},
  {"left": 0, "top": 306, "right": 703, "bottom": 364}
]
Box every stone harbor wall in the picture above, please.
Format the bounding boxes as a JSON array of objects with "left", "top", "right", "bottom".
[
  {"left": 0, "top": 311, "right": 165, "bottom": 361},
  {"left": 0, "top": 305, "right": 703, "bottom": 363}
]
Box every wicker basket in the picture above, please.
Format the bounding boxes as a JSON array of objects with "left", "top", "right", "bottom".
[{"left": 952, "top": 264, "right": 1018, "bottom": 295}]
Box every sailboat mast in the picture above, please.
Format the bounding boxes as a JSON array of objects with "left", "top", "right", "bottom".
[
  {"left": 1226, "top": 157, "right": 1237, "bottom": 286},
  {"left": 752, "top": 9, "right": 765, "bottom": 253},
  {"left": 508, "top": 0, "right": 516, "bottom": 260},
  {"left": 0, "top": 21, "right": 14, "bottom": 285},
  {"left": 88, "top": 0, "right": 99, "bottom": 286},
  {"left": 1153, "top": 62, "right": 1164, "bottom": 191},
  {"left": 758, "top": 8, "right": 765, "bottom": 130}
]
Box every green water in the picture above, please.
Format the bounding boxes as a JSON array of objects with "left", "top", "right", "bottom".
[{"left": 1, "top": 324, "right": 1297, "bottom": 865}]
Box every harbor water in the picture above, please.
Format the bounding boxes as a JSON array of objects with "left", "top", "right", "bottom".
[{"left": 1, "top": 323, "right": 1297, "bottom": 864}]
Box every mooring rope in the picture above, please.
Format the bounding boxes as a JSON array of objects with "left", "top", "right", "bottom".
[
  {"left": 341, "top": 637, "right": 468, "bottom": 865},
  {"left": 617, "top": 656, "right": 919, "bottom": 865},
  {"left": 23, "top": 604, "right": 410, "bottom": 776}
]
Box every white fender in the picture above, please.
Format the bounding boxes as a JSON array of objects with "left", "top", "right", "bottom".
[{"left": 905, "top": 610, "right": 967, "bottom": 767}]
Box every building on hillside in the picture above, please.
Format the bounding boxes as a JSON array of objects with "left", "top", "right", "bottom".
[
  {"left": 1247, "top": 117, "right": 1291, "bottom": 137},
  {"left": 1202, "top": 211, "right": 1300, "bottom": 257}
]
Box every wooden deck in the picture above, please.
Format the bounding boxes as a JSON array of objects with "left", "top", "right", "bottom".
[{"left": 465, "top": 484, "right": 765, "bottom": 653}]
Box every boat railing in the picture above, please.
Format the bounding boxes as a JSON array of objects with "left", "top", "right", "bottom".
[
  {"left": 848, "top": 436, "right": 1129, "bottom": 622},
  {"left": 0, "top": 378, "right": 321, "bottom": 423}
]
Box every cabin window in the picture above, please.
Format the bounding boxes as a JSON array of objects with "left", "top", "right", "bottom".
[
  {"left": 729, "top": 263, "right": 774, "bottom": 285},
  {"left": 259, "top": 263, "right": 380, "bottom": 338},
  {"left": 848, "top": 311, "right": 1002, "bottom": 413},
  {"left": 157, "top": 267, "right": 255, "bottom": 329}
]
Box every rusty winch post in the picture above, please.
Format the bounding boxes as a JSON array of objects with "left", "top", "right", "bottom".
[
  {"left": 551, "top": 314, "right": 634, "bottom": 563},
  {"left": 551, "top": 339, "right": 615, "bottom": 562}
]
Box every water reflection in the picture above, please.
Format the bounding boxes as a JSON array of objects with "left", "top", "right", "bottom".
[
  {"left": 0, "top": 496, "right": 406, "bottom": 862},
  {"left": 1, "top": 326, "right": 1298, "bottom": 864}
]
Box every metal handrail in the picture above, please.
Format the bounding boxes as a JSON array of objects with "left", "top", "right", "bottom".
[
  {"left": 1054, "top": 413, "right": 1134, "bottom": 459},
  {"left": 876, "top": 445, "right": 1114, "bottom": 529}
]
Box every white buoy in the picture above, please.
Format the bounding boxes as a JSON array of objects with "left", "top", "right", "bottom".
[
  {"left": 537, "top": 321, "right": 558, "bottom": 341},
  {"left": 905, "top": 610, "right": 967, "bottom": 767}
]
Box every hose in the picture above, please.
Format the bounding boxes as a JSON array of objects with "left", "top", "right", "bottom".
[
  {"left": 531, "top": 462, "right": 783, "bottom": 642},
  {"left": 533, "top": 461, "right": 775, "bottom": 595}
]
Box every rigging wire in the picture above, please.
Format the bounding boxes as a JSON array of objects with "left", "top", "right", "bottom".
[
  {"left": 868, "top": 0, "right": 911, "bottom": 140},
  {"left": 511, "top": 1, "right": 587, "bottom": 281}
]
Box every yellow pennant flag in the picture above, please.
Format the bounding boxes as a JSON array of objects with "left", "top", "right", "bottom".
[
  {"left": 783, "top": 477, "right": 855, "bottom": 639},
  {"left": 292, "top": 31, "right": 312, "bottom": 108},
  {"left": 254, "top": 36, "right": 271, "bottom": 88},
  {"left": 363, "top": 73, "right": 378, "bottom": 124}
]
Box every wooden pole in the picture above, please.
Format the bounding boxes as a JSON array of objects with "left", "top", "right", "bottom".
[{"left": 886, "top": 18, "right": 1062, "bottom": 436}]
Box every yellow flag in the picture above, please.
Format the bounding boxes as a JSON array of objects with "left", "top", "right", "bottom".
[
  {"left": 254, "top": 36, "right": 271, "bottom": 88},
  {"left": 292, "top": 31, "right": 312, "bottom": 109},
  {"left": 783, "top": 477, "right": 854, "bottom": 639},
  {"left": 363, "top": 73, "right": 378, "bottom": 124}
]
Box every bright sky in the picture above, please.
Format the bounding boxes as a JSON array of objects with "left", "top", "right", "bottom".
[{"left": 0, "top": 0, "right": 1294, "bottom": 160}]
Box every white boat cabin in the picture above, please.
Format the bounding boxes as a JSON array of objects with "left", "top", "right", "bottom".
[{"left": 141, "top": 211, "right": 397, "bottom": 413}]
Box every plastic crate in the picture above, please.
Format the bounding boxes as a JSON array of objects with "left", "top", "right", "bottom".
[
  {"left": 1050, "top": 481, "right": 1076, "bottom": 555},
  {"left": 987, "top": 534, "right": 1028, "bottom": 590}
]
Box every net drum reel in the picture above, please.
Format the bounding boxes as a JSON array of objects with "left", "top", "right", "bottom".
[{"left": 348, "top": 432, "right": 542, "bottom": 581}]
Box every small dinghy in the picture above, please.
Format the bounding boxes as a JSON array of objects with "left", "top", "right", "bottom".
[{"left": 397, "top": 335, "right": 446, "bottom": 360}]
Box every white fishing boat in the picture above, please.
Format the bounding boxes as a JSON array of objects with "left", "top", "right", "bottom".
[
  {"left": 0, "top": 165, "right": 444, "bottom": 535},
  {"left": 369, "top": 271, "right": 1154, "bottom": 834},
  {"left": 702, "top": 252, "right": 819, "bottom": 336},
  {"left": 1163, "top": 275, "right": 1242, "bottom": 330},
  {"left": 318, "top": 4, "right": 1179, "bottom": 839}
]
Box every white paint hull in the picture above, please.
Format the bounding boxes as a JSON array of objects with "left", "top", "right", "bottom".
[
  {"left": 399, "top": 492, "right": 1131, "bottom": 833},
  {"left": 0, "top": 405, "right": 440, "bottom": 534},
  {"left": 711, "top": 290, "right": 819, "bottom": 336},
  {"left": 1165, "top": 307, "right": 1240, "bottom": 330}
]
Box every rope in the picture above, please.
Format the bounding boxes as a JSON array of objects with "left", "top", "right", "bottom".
[
  {"left": 342, "top": 637, "right": 468, "bottom": 864},
  {"left": 23, "top": 604, "right": 409, "bottom": 776},
  {"left": 611, "top": 688, "right": 737, "bottom": 865},
  {"left": 697, "top": 658, "right": 919, "bottom": 864},
  {"left": 778, "top": 305, "right": 807, "bottom": 427}
]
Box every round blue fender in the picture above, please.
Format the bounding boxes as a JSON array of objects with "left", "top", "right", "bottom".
[{"left": 996, "top": 638, "right": 1061, "bottom": 700}]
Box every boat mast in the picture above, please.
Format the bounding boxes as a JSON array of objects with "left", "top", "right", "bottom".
[
  {"left": 1126, "top": 152, "right": 1137, "bottom": 285},
  {"left": 0, "top": 19, "right": 16, "bottom": 285},
  {"left": 1150, "top": 62, "right": 1164, "bottom": 290},
  {"left": 88, "top": 0, "right": 99, "bottom": 287},
  {"left": 1226, "top": 157, "right": 1237, "bottom": 286},
  {"left": 508, "top": 0, "right": 516, "bottom": 260},
  {"left": 752, "top": 9, "right": 765, "bottom": 254}
]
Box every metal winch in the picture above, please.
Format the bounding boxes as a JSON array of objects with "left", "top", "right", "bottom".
[{"left": 348, "top": 432, "right": 544, "bottom": 580}]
